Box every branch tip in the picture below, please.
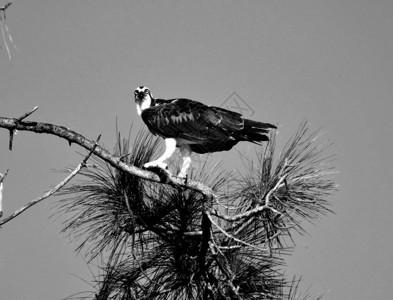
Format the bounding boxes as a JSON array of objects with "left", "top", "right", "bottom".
[
  {"left": 0, "top": 2, "right": 12, "bottom": 11},
  {"left": 17, "top": 106, "right": 39, "bottom": 121},
  {"left": 95, "top": 134, "right": 102, "bottom": 143},
  {"left": 8, "top": 129, "right": 14, "bottom": 150},
  {"left": 0, "top": 169, "right": 9, "bottom": 184},
  {"left": 0, "top": 150, "right": 94, "bottom": 226}
]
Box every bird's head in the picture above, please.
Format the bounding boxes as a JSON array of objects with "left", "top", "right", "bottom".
[{"left": 134, "top": 86, "right": 153, "bottom": 116}]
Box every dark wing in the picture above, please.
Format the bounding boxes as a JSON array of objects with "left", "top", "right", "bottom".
[
  {"left": 141, "top": 98, "right": 276, "bottom": 153},
  {"left": 141, "top": 98, "right": 229, "bottom": 141},
  {"left": 202, "top": 105, "right": 276, "bottom": 143}
]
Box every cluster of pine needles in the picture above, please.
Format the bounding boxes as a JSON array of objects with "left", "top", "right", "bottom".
[{"left": 55, "top": 121, "right": 336, "bottom": 300}]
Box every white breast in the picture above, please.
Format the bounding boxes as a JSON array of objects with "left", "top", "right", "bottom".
[{"left": 136, "top": 97, "right": 152, "bottom": 116}]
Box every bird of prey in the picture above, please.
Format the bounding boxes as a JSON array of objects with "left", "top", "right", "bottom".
[{"left": 134, "top": 86, "right": 276, "bottom": 178}]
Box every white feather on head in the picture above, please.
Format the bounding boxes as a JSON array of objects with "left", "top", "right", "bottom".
[{"left": 134, "top": 86, "right": 152, "bottom": 116}]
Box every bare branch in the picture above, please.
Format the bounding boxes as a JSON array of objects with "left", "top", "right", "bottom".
[
  {"left": 0, "top": 2, "right": 14, "bottom": 61},
  {"left": 0, "top": 2, "right": 12, "bottom": 11},
  {"left": 8, "top": 129, "right": 13, "bottom": 150},
  {"left": 183, "top": 231, "right": 203, "bottom": 236},
  {"left": 0, "top": 136, "right": 100, "bottom": 226},
  {"left": 0, "top": 169, "right": 9, "bottom": 218},
  {"left": 8, "top": 107, "right": 39, "bottom": 150},
  {"left": 264, "top": 173, "right": 288, "bottom": 207},
  {"left": 209, "top": 240, "right": 243, "bottom": 300},
  {"left": 0, "top": 115, "right": 215, "bottom": 201},
  {"left": 212, "top": 173, "right": 287, "bottom": 223},
  {"left": 0, "top": 169, "right": 9, "bottom": 184},
  {"left": 206, "top": 210, "right": 268, "bottom": 252},
  {"left": 17, "top": 106, "right": 39, "bottom": 121}
]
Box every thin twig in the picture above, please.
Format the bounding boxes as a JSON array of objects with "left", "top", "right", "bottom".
[
  {"left": 0, "top": 2, "right": 12, "bottom": 12},
  {"left": 8, "top": 129, "right": 14, "bottom": 150},
  {"left": 206, "top": 211, "right": 268, "bottom": 252},
  {"left": 1, "top": 2, "right": 13, "bottom": 61},
  {"left": 0, "top": 169, "right": 9, "bottom": 218},
  {"left": 212, "top": 172, "right": 288, "bottom": 223},
  {"left": 264, "top": 173, "right": 288, "bottom": 207},
  {"left": 17, "top": 106, "right": 39, "bottom": 121},
  {"left": 218, "top": 245, "right": 242, "bottom": 250},
  {"left": 0, "top": 169, "right": 9, "bottom": 184},
  {"left": 8, "top": 107, "right": 39, "bottom": 150},
  {"left": 0, "top": 19, "right": 11, "bottom": 60},
  {"left": 213, "top": 202, "right": 281, "bottom": 222},
  {"left": 0, "top": 136, "right": 100, "bottom": 226},
  {"left": 183, "top": 231, "right": 203, "bottom": 236},
  {"left": 209, "top": 240, "right": 243, "bottom": 299},
  {"left": 215, "top": 196, "right": 250, "bottom": 210}
]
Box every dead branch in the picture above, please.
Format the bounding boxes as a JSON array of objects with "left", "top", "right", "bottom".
[
  {"left": 17, "top": 106, "right": 39, "bottom": 121},
  {"left": 0, "top": 2, "right": 12, "bottom": 12},
  {"left": 212, "top": 174, "right": 287, "bottom": 223},
  {"left": 0, "top": 169, "right": 9, "bottom": 185},
  {"left": 0, "top": 2, "right": 14, "bottom": 62},
  {"left": 206, "top": 210, "right": 268, "bottom": 252},
  {"left": 213, "top": 204, "right": 280, "bottom": 223},
  {"left": 208, "top": 241, "right": 243, "bottom": 300},
  {"left": 9, "top": 106, "right": 39, "bottom": 150},
  {"left": 0, "top": 112, "right": 215, "bottom": 202},
  {"left": 0, "top": 136, "right": 100, "bottom": 226},
  {"left": 0, "top": 169, "right": 9, "bottom": 218}
]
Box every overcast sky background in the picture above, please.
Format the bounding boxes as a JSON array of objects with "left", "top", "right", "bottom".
[{"left": 0, "top": 1, "right": 392, "bottom": 299}]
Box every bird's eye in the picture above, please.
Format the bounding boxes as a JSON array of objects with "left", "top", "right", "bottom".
[
  {"left": 134, "top": 90, "right": 138, "bottom": 95},
  {"left": 144, "top": 89, "right": 150, "bottom": 94}
]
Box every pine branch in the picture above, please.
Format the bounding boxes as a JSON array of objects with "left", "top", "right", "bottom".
[
  {"left": 0, "top": 113, "right": 214, "bottom": 201},
  {"left": 1, "top": 111, "right": 336, "bottom": 299}
]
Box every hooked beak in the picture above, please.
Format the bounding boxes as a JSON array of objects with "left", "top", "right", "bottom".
[{"left": 135, "top": 92, "right": 145, "bottom": 101}]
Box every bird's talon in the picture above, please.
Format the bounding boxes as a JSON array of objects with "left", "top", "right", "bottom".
[
  {"left": 176, "top": 173, "right": 188, "bottom": 184},
  {"left": 144, "top": 161, "right": 167, "bottom": 170}
]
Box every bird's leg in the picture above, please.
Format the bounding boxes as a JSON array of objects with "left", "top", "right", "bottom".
[
  {"left": 178, "top": 145, "right": 192, "bottom": 179},
  {"left": 144, "top": 138, "right": 177, "bottom": 170}
]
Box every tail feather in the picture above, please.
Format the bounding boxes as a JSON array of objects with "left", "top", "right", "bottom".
[
  {"left": 241, "top": 119, "right": 276, "bottom": 143},
  {"left": 244, "top": 119, "right": 277, "bottom": 130},
  {"left": 191, "top": 120, "right": 275, "bottom": 154}
]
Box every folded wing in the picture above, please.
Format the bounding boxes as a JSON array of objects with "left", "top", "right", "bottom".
[{"left": 141, "top": 98, "right": 276, "bottom": 154}]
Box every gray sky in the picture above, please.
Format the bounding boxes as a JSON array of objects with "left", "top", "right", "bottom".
[{"left": 1, "top": 1, "right": 392, "bottom": 299}]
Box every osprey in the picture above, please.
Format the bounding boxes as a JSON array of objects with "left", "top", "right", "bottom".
[{"left": 134, "top": 86, "right": 276, "bottom": 178}]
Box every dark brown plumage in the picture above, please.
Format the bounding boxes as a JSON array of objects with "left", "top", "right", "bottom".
[
  {"left": 134, "top": 86, "right": 276, "bottom": 177},
  {"left": 141, "top": 98, "right": 276, "bottom": 154}
]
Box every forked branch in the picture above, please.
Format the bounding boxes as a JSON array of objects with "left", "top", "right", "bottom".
[
  {"left": 0, "top": 112, "right": 214, "bottom": 202},
  {"left": 0, "top": 136, "right": 101, "bottom": 226},
  {"left": 0, "top": 2, "right": 12, "bottom": 12},
  {"left": 213, "top": 173, "right": 287, "bottom": 222},
  {"left": 0, "top": 2, "right": 15, "bottom": 62}
]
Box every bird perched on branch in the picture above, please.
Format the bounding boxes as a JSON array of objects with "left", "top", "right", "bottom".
[{"left": 134, "top": 86, "right": 276, "bottom": 179}]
